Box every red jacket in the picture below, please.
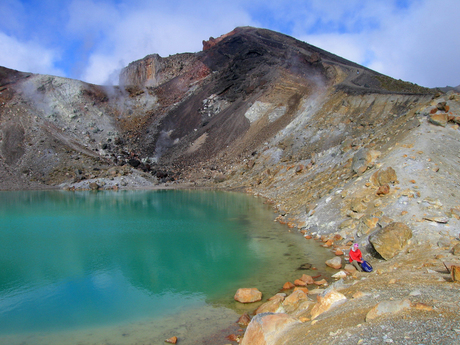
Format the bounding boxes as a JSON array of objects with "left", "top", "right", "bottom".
[{"left": 349, "top": 248, "right": 362, "bottom": 262}]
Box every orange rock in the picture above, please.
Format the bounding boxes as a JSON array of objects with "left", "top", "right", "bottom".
[
  {"left": 322, "top": 239, "right": 333, "bottom": 247},
  {"left": 314, "top": 279, "right": 328, "bottom": 286},
  {"left": 333, "top": 234, "right": 342, "bottom": 241},
  {"left": 227, "top": 334, "right": 241, "bottom": 342},
  {"left": 294, "top": 287, "right": 309, "bottom": 294},
  {"left": 335, "top": 249, "right": 344, "bottom": 256},
  {"left": 304, "top": 235, "right": 312, "bottom": 239},
  {"left": 268, "top": 293, "right": 285, "bottom": 301},
  {"left": 429, "top": 113, "right": 448, "bottom": 127},
  {"left": 283, "top": 281, "right": 295, "bottom": 289},
  {"left": 282, "top": 290, "right": 308, "bottom": 313},
  {"left": 254, "top": 297, "right": 283, "bottom": 315},
  {"left": 376, "top": 184, "right": 390, "bottom": 195},
  {"left": 234, "top": 288, "right": 262, "bottom": 303},
  {"left": 299, "top": 274, "right": 315, "bottom": 284},
  {"left": 294, "top": 279, "right": 307, "bottom": 286},
  {"left": 413, "top": 302, "right": 433, "bottom": 311},
  {"left": 165, "top": 336, "right": 178, "bottom": 344},
  {"left": 240, "top": 313, "right": 300, "bottom": 345},
  {"left": 311, "top": 290, "right": 346, "bottom": 320}
]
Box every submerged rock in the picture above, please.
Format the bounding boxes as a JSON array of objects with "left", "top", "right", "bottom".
[
  {"left": 237, "top": 312, "right": 252, "bottom": 326},
  {"left": 298, "top": 263, "right": 312, "bottom": 270}
]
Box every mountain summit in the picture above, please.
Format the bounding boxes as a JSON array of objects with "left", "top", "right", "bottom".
[{"left": 0, "top": 26, "right": 432, "bottom": 190}]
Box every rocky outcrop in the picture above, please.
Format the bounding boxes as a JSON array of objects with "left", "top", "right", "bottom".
[{"left": 202, "top": 28, "right": 239, "bottom": 50}]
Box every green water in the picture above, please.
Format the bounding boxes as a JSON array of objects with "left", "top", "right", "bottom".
[{"left": 0, "top": 190, "right": 331, "bottom": 344}]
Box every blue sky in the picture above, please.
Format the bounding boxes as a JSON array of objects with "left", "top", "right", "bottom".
[{"left": 1, "top": 0, "right": 459, "bottom": 87}]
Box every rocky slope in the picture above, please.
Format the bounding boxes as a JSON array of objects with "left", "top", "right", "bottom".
[{"left": 1, "top": 26, "right": 460, "bottom": 344}]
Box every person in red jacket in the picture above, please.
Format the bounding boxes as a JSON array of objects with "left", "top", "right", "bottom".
[{"left": 349, "top": 243, "right": 363, "bottom": 271}]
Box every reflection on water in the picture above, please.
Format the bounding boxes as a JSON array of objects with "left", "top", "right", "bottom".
[{"left": 0, "top": 190, "right": 331, "bottom": 344}]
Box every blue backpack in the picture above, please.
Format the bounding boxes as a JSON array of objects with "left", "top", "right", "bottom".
[{"left": 360, "top": 260, "right": 373, "bottom": 272}]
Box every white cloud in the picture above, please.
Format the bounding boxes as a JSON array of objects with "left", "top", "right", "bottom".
[
  {"left": 0, "top": 32, "right": 63, "bottom": 76},
  {"left": 292, "top": 0, "right": 460, "bottom": 87},
  {"left": 70, "top": 0, "right": 254, "bottom": 84}
]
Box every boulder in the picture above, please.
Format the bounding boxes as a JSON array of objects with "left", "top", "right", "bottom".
[
  {"left": 299, "top": 274, "right": 315, "bottom": 285},
  {"left": 240, "top": 313, "right": 301, "bottom": 345},
  {"left": 282, "top": 281, "right": 295, "bottom": 289},
  {"left": 370, "top": 167, "right": 397, "bottom": 186},
  {"left": 234, "top": 288, "right": 263, "bottom": 303},
  {"left": 269, "top": 293, "right": 286, "bottom": 301},
  {"left": 313, "top": 279, "right": 328, "bottom": 286},
  {"left": 331, "top": 271, "right": 347, "bottom": 279},
  {"left": 344, "top": 264, "right": 357, "bottom": 274},
  {"left": 369, "top": 222, "right": 412, "bottom": 260},
  {"left": 294, "top": 279, "right": 307, "bottom": 286},
  {"left": 293, "top": 287, "right": 309, "bottom": 294},
  {"left": 255, "top": 296, "right": 284, "bottom": 315},
  {"left": 365, "top": 299, "right": 411, "bottom": 321},
  {"left": 310, "top": 289, "right": 347, "bottom": 320},
  {"left": 282, "top": 290, "right": 309, "bottom": 313},
  {"left": 429, "top": 113, "right": 448, "bottom": 127},
  {"left": 325, "top": 256, "right": 342, "bottom": 269}
]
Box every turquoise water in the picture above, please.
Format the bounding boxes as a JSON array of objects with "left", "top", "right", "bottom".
[{"left": 0, "top": 190, "right": 330, "bottom": 344}]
